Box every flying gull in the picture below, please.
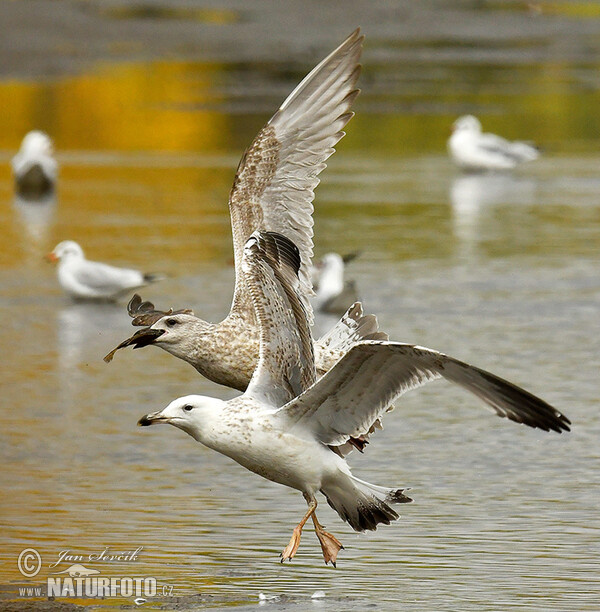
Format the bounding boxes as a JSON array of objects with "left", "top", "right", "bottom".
[
  {"left": 12, "top": 130, "right": 58, "bottom": 197},
  {"left": 448, "top": 115, "right": 539, "bottom": 172},
  {"left": 46, "top": 240, "right": 163, "bottom": 301},
  {"left": 103, "top": 30, "right": 388, "bottom": 389},
  {"left": 139, "top": 231, "right": 570, "bottom": 566}
]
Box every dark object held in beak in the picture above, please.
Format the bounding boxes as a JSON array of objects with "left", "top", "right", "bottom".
[
  {"left": 127, "top": 293, "right": 194, "bottom": 327},
  {"left": 104, "top": 328, "right": 166, "bottom": 363}
]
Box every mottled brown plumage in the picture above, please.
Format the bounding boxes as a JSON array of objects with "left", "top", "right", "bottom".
[{"left": 105, "top": 30, "right": 382, "bottom": 395}]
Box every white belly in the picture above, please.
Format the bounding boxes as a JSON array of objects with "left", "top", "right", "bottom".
[{"left": 205, "top": 415, "right": 341, "bottom": 494}]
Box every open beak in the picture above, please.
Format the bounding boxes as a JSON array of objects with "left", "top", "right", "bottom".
[
  {"left": 104, "top": 328, "right": 166, "bottom": 363},
  {"left": 138, "top": 411, "right": 170, "bottom": 426},
  {"left": 45, "top": 252, "right": 58, "bottom": 263}
]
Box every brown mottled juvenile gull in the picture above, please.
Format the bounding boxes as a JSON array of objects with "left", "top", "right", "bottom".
[
  {"left": 138, "top": 231, "right": 570, "bottom": 567},
  {"left": 104, "top": 29, "right": 387, "bottom": 389}
]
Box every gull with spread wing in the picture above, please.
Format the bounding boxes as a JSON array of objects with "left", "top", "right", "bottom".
[
  {"left": 104, "top": 29, "right": 386, "bottom": 390},
  {"left": 139, "top": 231, "right": 570, "bottom": 567}
]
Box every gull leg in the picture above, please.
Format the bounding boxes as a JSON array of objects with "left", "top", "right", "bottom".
[
  {"left": 311, "top": 513, "right": 344, "bottom": 567},
  {"left": 280, "top": 493, "right": 317, "bottom": 563}
]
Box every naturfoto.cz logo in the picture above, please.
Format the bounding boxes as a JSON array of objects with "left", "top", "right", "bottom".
[{"left": 17, "top": 547, "right": 174, "bottom": 601}]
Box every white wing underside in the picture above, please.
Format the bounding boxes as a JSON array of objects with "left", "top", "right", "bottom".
[
  {"left": 229, "top": 29, "right": 364, "bottom": 325},
  {"left": 277, "top": 341, "right": 569, "bottom": 445}
]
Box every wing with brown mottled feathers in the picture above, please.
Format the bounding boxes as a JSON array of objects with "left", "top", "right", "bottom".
[
  {"left": 229, "top": 29, "right": 364, "bottom": 324},
  {"left": 241, "top": 231, "right": 316, "bottom": 408}
]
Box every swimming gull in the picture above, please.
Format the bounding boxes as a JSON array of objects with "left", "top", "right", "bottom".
[
  {"left": 103, "top": 30, "right": 388, "bottom": 388},
  {"left": 47, "top": 240, "right": 163, "bottom": 302},
  {"left": 138, "top": 231, "right": 570, "bottom": 566},
  {"left": 448, "top": 115, "right": 539, "bottom": 172},
  {"left": 12, "top": 130, "right": 58, "bottom": 197}
]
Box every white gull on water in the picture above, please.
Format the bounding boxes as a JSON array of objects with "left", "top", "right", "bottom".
[
  {"left": 104, "top": 29, "right": 388, "bottom": 390},
  {"left": 312, "top": 252, "right": 359, "bottom": 315},
  {"left": 11, "top": 130, "right": 58, "bottom": 197},
  {"left": 139, "top": 231, "right": 570, "bottom": 567},
  {"left": 448, "top": 115, "right": 539, "bottom": 172},
  {"left": 46, "top": 240, "right": 163, "bottom": 301}
]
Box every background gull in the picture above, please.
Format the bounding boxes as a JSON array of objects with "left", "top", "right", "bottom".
[
  {"left": 312, "top": 252, "right": 360, "bottom": 315},
  {"left": 104, "top": 29, "right": 388, "bottom": 389},
  {"left": 448, "top": 115, "right": 540, "bottom": 172},
  {"left": 11, "top": 130, "right": 58, "bottom": 197},
  {"left": 46, "top": 240, "right": 163, "bottom": 302},
  {"left": 139, "top": 231, "right": 570, "bottom": 567}
]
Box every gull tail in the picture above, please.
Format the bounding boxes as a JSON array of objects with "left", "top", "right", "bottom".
[
  {"left": 316, "top": 302, "right": 388, "bottom": 354},
  {"left": 322, "top": 474, "right": 412, "bottom": 532}
]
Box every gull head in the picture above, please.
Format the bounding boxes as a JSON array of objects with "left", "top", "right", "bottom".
[
  {"left": 46, "top": 240, "right": 84, "bottom": 263},
  {"left": 103, "top": 313, "right": 213, "bottom": 363},
  {"left": 143, "top": 313, "right": 211, "bottom": 354},
  {"left": 138, "top": 394, "right": 225, "bottom": 441},
  {"left": 19, "top": 131, "right": 55, "bottom": 158},
  {"left": 452, "top": 115, "right": 482, "bottom": 134}
]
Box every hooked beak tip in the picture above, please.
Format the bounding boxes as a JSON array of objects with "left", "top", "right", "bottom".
[{"left": 138, "top": 412, "right": 168, "bottom": 427}]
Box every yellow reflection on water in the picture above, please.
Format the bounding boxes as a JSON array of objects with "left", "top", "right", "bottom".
[{"left": 0, "top": 60, "right": 228, "bottom": 152}]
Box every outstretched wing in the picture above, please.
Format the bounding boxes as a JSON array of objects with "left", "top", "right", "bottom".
[
  {"left": 241, "top": 231, "right": 316, "bottom": 408},
  {"left": 229, "top": 29, "right": 364, "bottom": 323},
  {"left": 277, "top": 341, "right": 570, "bottom": 445}
]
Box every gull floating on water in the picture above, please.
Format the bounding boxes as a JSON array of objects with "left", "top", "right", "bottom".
[
  {"left": 139, "top": 231, "right": 570, "bottom": 566},
  {"left": 104, "top": 30, "right": 388, "bottom": 388},
  {"left": 11, "top": 130, "right": 58, "bottom": 197},
  {"left": 311, "top": 252, "right": 360, "bottom": 315},
  {"left": 448, "top": 115, "right": 539, "bottom": 172},
  {"left": 46, "top": 240, "right": 163, "bottom": 302}
]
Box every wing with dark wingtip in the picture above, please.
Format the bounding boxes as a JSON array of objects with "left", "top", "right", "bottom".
[{"left": 278, "top": 341, "right": 570, "bottom": 445}]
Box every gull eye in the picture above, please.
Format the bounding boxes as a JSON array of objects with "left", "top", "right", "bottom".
[
  {"left": 183, "top": 404, "right": 194, "bottom": 412},
  {"left": 166, "top": 318, "right": 178, "bottom": 327}
]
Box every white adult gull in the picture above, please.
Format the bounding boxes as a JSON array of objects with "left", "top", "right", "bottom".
[
  {"left": 139, "top": 231, "right": 570, "bottom": 566},
  {"left": 103, "top": 30, "right": 388, "bottom": 390},
  {"left": 312, "top": 252, "right": 360, "bottom": 315},
  {"left": 12, "top": 130, "right": 58, "bottom": 197},
  {"left": 448, "top": 115, "right": 539, "bottom": 172},
  {"left": 46, "top": 240, "right": 163, "bottom": 302}
]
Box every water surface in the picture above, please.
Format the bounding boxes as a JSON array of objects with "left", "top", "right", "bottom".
[{"left": 1, "top": 3, "right": 599, "bottom": 610}]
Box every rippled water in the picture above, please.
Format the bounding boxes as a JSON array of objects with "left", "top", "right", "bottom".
[{"left": 1, "top": 3, "right": 599, "bottom": 610}]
